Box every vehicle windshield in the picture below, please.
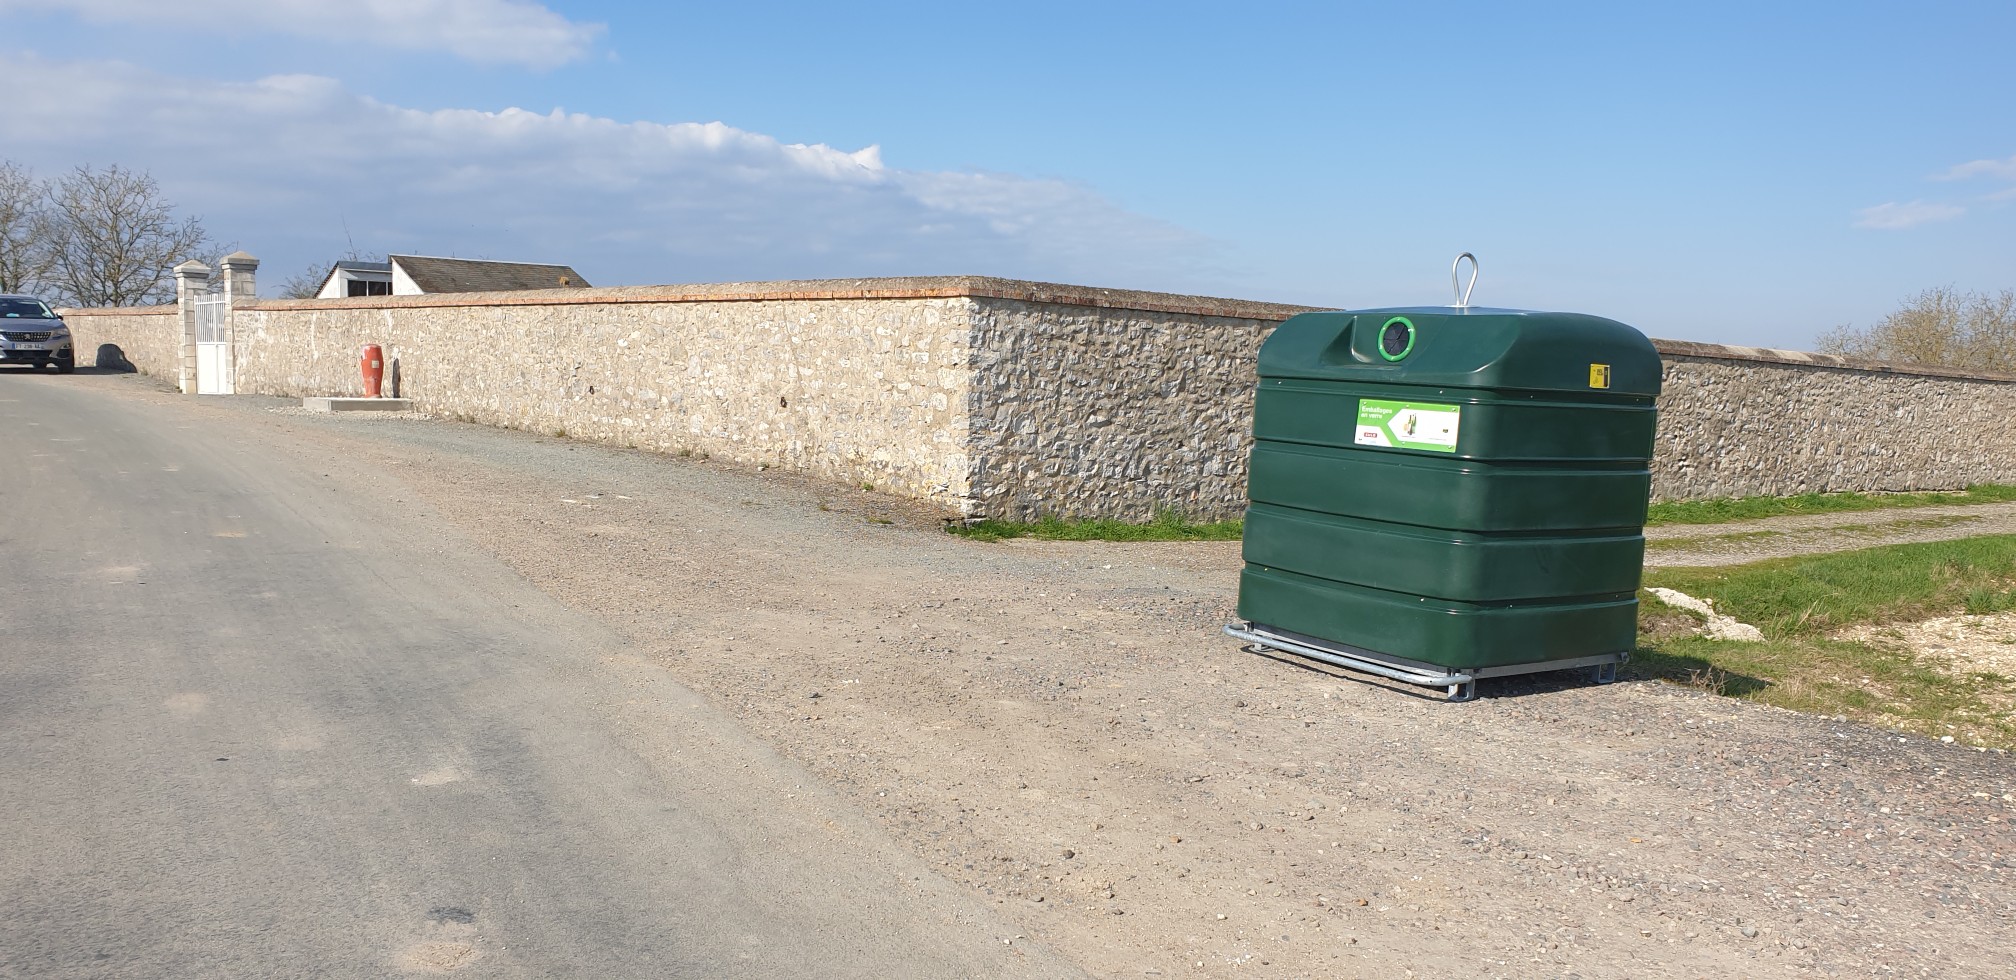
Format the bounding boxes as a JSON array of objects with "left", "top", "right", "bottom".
[{"left": 0, "top": 298, "right": 57, "bottom": 319}]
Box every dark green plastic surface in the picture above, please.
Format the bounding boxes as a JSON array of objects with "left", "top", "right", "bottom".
[{"left": 1235, "top": 306, "right": 1661, "bottom": 671}]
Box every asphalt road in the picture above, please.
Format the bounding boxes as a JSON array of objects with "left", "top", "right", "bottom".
[{"left": 0, "top": 371, "right": 1076, "bottom": 979}]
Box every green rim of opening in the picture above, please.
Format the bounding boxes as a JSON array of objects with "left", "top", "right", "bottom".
[{"left": 1378, "top": 316, "right": 1416, "bottom": 361}]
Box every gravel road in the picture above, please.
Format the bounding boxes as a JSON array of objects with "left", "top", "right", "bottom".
[
  {"left": 43, "top": 373, "right": 2016, "bottom": 978},
  {"left": 0, "top": 371, "right": 1079, "bottom": 979},
  {"left": 1647, "top": 502, "right": 2016, "bottom": 567}
]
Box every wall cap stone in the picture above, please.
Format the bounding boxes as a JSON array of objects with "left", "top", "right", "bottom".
[
  {"left": 1652, "top": 337, "right": 2016, "bottom": 385},
  {"left": 58, "top": 305, "right": 178, "bottom": 316},
  {"left": 239, "top": 275, "right": 1321, "bottom": 322},
  {"left": 85, "top": 278, "right": 2016, "bottom": 385}
]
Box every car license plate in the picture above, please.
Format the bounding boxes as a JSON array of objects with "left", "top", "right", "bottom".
[{"left": 12, "top": 343, "right": 45, "bottom": 351}]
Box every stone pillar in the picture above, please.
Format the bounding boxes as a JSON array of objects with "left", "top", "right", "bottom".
[
  {"left": 219, "top": 251, "right": 258, "bottom": 304},
  {"left": 173, "top": 260, "right": 211, "bottom": 394},
  {"left": 219, "top": 252, "right": 258, "bottom": 395}
]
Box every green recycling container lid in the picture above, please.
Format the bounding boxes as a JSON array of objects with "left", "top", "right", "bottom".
[{"left": 1257, "top": 306, "right": 1661, "bottom": 399}]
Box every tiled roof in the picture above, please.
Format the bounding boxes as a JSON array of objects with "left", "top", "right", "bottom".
[{"left": 390, "top": 255, "right": 590, "bottom": 293}]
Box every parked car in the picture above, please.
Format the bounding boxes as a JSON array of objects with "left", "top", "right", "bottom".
[{"left": 0, "top": 295, "right": 74, "bottom": 373}]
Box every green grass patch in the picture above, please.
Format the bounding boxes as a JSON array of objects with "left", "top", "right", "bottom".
[
  {"left": 1634, "top": 535, "right": 2016, "bottom": 748},
  {"left": 1645, "top": 535, "right": 2016, "bottom": 635},
  {"left": 1965, "top": 588, "right": 2016, "bottom": 615},
  {"left": 1646, "top": 483, "right": 2016, "bottom": 526},
  {"left": 948, "top": 512, "right": 1244, "bottom": 543},
  {"left": 1629, "top": 633, "right": 2016, "bottom": 747}
]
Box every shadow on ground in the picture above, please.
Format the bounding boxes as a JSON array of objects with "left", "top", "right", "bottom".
[
  {"left": 1242, "top": 644, "right": 1671, "bottom": 703},
  {"left": 1626, "top": 646, "right": 1772, "bottom": 697}
]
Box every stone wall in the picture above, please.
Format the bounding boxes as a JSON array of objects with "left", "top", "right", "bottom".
[
  {"left": 957, "top": 310, "right": 2016, "bottom": 514},
  {"left": 233, "top": 282, "right": 982, "bottom": 508},
  {"left": 1651, "top": 341, "right": 2016, "bottom": 500},
  {"left": 230, "top": 278, "right": 1309, "bottom": 519},
  {"left": 964, "top": 295, "right": 1301, "bottom": 520},
  {"left": 66, "top": 274, "right": 2016, "bottom": 519},
  {"left": 56, "top": 306, "right": 179, "bottom": 378}
]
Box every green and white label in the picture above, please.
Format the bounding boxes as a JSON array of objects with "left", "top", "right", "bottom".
[{"left": 1354, "top": 399, "right": 1461, "bottom": 453}]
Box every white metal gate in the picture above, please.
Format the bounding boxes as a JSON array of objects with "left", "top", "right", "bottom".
[{"left": 195, "top": 294, "right": 231, "bottom": 394}]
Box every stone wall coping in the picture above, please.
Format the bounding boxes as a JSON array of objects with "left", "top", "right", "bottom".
[
  {"left": 58, "top": 304, "right": 178, "bottom": 316},
  {"left": 1651, "top": 337, "right": 2016, "bottom": 385},
  {"left": 237, "top": 275, "right": 1322, "bottom": 323},
  {"left": 61, "top": 284, "right": 2016, "bottom": 385}
]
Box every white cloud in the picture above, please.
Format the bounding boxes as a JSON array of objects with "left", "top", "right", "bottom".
[
  {"left": 1853, "top": 200, "right": 1965, "bottom": 230},
  {"left": 1935, "top": 154, "right": 2016, "bottom": 182},
  {"left": 0, "top": 0, "right": 602, "bottom": 69},
  {"left": 1852, "top": 153, "right": 2016, "bottom": 229},
  {"left": 0, "top": 54, "right": 1214, "bottom": 291}
]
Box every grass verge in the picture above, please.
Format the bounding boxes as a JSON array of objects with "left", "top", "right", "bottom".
[
  {"left": 1634, "top": 535, "right": 2016, "bottom": 747},
  {"left": 1647, "top": 483, "right": 2016, "bottom": 526},
  {"left": 948, "top": 512, "right": 1244, "bottom": 543},
  {"left": 948, "top": 484, "right": 2016, "bottom": 541}
]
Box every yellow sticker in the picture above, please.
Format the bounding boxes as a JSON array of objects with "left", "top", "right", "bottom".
[{"left": 1589, "top": 363, "right": 1611, "bottom": 389}]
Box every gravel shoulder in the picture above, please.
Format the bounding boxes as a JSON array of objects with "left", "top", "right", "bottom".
[
  {"left": 1647, "top": 502, "right": 2016, "bottom": 566},
  {"left": 85, "top": 376, "right": 2016, "bottom": 979}
]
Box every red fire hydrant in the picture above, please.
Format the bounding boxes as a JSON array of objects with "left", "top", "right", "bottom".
[{"left": 360, "top": 344, "right": 384, "bottom": 398}]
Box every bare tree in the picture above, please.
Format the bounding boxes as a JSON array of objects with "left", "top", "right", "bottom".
[
  {"left": 0, "top": 160, "right": 52, "bottom": 294},
  {"left": 277, "top": 262, "right": 332, "bottom": 299},
  {"left": 41, "top": 164, "right": 209, "bottom": 307},
  {"left": 1818, "top": 286, "right": 2016, "bottom": 375},
  {"left": 276, "top": 242, "right": 377, "bottom": 299}
]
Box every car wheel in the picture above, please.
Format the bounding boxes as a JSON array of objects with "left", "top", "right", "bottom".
[{"left": 57, "top": 358, "right": 75, "bottom": 374}]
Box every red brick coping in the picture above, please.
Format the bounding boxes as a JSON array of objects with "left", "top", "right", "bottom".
[
  {"left": 1652, "top": 338, "right": 2016, "bottom": 385},
  {"left": 59, "top": 304, "right": 176, "bottom": 315},
  {"left": 236, "top": 276, "right": 1317, "bottom": 323},
  {"left": 62, "top": 280, "right": 2016, "bottom": 385}
]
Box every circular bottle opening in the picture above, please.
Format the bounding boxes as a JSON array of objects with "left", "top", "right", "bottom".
[{"left": 1378, "top": 316, "right": 1416, "bottom": 361}]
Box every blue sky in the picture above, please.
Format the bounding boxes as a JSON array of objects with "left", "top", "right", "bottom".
[{"left": 1, "top": 0, "right": 2010, "bottom": 347}]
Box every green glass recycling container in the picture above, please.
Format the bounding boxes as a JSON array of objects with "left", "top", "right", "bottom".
[{"left": 1235, "top": 307, "right": 1662, "bottom": 671}]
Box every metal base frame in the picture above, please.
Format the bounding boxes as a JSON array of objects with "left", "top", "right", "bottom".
[{"left": 1224, "top": 622, "right": 1626, "bottom": 702}]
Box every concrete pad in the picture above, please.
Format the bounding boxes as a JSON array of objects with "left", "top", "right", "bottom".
[{"left": 303, "top": 397, "right": 414, "bottom": 413}]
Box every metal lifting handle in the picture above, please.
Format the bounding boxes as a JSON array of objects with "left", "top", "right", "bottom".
[{"left": 1450, "top": 252, "right": 1478, "bottom": 308}]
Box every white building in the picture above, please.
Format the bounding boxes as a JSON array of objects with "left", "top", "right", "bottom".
[{"left": 315, "top": 256, "right": 589, "bottom": 298}]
